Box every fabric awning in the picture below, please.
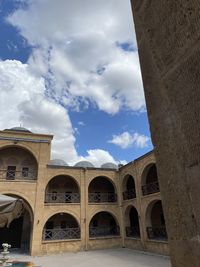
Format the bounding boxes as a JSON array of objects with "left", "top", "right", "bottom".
[{"left": 0, "top": 195, "right": 24, "bottom": 228}]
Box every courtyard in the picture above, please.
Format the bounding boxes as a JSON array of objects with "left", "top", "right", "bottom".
[{"left": 11, "top": 249, "right": 171, "bottom": 267}]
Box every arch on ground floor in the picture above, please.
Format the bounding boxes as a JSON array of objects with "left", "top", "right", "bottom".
[
  {"left": 45, "top": 175, "right": 80, "bottom": 203},
  {"left": 145, "top": 199, "right": 167, "bottom": 241},
  {"left": 122, "top": 174, "right": 136, "bottom": 200},
  {"left": 42, "top": 212, "right": 80, "bottom": 241},
  {"left": 88, "top": 176, "right": 117, "bottom": 203},
  {"left": 89, "top": 211, "right": 120, "bottom": 238},
  {"left": 125, "top": 205, "right": 140, "bottom": 238},
  {"left": 0, "top": 193, "right": 33, "bottom": 253}
]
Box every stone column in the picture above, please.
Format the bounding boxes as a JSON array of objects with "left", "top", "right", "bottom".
[{"left": 131, "top": 1, "right": 200, "bottom": 266}]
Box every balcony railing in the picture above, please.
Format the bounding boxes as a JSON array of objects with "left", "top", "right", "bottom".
[
  {"left": 125, "top": 226, "right": 140, "bottom": 238},
  {"left": 142, "top": 181, "right": 159, "bottom": 196},
  {"left": 123, "top": 189, "right": 136, "bottom": 200},
  {"left": 0, "top": 169, "right": 37, "bottom": 180},
  {"left": 89, "top": 226, "right": 120, "bottom": 237},
  {"left": 43, "top": 227, "right": 80, "bottom": 240},
  {"left": 88, "top": 192, "right": 117, "bottom": 203},
  {"left": 147, "top": 227, "right": 168, "bottom": 241},
  {"left": 45, "top": 193, "right": 80, "bottom": 203}
]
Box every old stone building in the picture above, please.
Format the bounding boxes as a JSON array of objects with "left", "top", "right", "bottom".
[{"left": 0, "top": 127, "right": 168, "bottom": 255}]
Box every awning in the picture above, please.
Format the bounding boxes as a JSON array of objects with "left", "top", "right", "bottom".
[{"left": 0, "top": 195, "right": 24, "bottom": 228}]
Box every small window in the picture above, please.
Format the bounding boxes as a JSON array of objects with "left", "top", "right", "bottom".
[
  {"left": 22, "top": 167, "right": 29, "bottom": 177},
  {"left": 6, "top": 166, "right": 16, "bottom": 180}
]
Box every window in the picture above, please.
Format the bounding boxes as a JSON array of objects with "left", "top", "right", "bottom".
[
  {"left": 92, "top": 220, "right": 98, "bottom": 227},
  {"left": 22, "top": 167, "right": 29, "bottom": 177},
  {"left": 6, "top": 166, "right": 16, "bottom": 180}
]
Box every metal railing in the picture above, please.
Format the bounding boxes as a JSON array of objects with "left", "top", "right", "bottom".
[
  {"left": 45, "top": 192, "right": 80, "bottom": 203},
  {"left": 43, "top": 227, "right": 80, "bottom": 240},
  {"left": 125, "top": 226, "right": 140, "bottom": 238},
  {"left": 123, "top": 189, "right": 136, "bottom": 200},
  {"left": 88, "top": 192, "right": 117, "bottom": 203},
  {"left": 147, "top": 227, "right": 168, "bottom": 241},
  {"left": 89, "top": 226, "right": 120, "bottom": 237},
  {"left": 0, "top": 169, "right": 37, "bottom": 180},
  {"left": 142, "top": 181, "right": 159, "bottom": 196}
]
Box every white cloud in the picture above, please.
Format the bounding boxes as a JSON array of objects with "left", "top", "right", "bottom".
[
  {"left": 79, "top": 149, "right": 117, "bottom": 167},
  {"left": 7, "top": 0, "right": 145, "bottom": 114},
  {"left": 108, "top": 131, "right": 150, "bottom": 149},
  {"left": 78, "top": 121, "right": 85, "bottom": 126}
]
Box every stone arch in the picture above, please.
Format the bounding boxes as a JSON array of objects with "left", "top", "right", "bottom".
[
  {"left": 122, "top": 174, "right": 136, "bottom": 200},
  {"left": 145, "top": 200, "right": 167, "bottom": 240},
  {"left": 141, "top": 163, "right": 159, "bottom": 195},
  {"left": 0, "top": 193, "right": 33, "bottom": 253},
  {"left": 125, "top": 205, "right": 140, "bottom": 238},
  {"left": 88, "top": 176, "right": 117, "bottom": 203},
  {"left": 42, "top": 212, "right": 80, "bottom": 241},
  {"left": 0, "top": 145, "right": 38, "bottom": 180},
  {"left": 45, "top": 175, "right": 80, "bottom": 203},
  {"left": 89, "top": 211, "right": 120, "bottom": 238}
]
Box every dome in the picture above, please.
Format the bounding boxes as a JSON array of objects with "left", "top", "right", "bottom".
[
  {"left": 101, "top": 162, "right": 118, "bottom": 169},
  {"left": 49, "top": 159, "right": 68, "bottom": 166},
  {"left": 4, "top": 127, "right": 32, "bottom": 133},
  {"left": 74, "top": 161, "right": 94, "bottom": 168}
]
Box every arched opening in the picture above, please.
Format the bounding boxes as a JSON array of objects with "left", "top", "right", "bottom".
[
  {"left": 125, "top": 206, "right": 140, "bottom": 238},
  {"left": 0, "top": 194, "right": 33, "bottom": 253},
  {"left": 122, "top": 175, "right": 136, "bottom": 200},
  {"left": 45, "top": 175, "right": 80, "bottom": 203},
  {"left": 0, "top": 146, "right": 38, "bottom": 180},
  {"left": 89, "top": 211, "right": 120, "bottom": 238},
  {"left": 141, "top": 164, "right": 159, "bottom": 195},
  {"left": 88, "top": 176, "right": 117, "bottom": 203},
  {"left": 43, "top": 213, "right": 80, "bottom": 240},
  {"left": 146, "top": 200, "right": 167, "bottom": 241}
]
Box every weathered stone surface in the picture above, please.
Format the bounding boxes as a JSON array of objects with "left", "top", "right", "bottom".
[{"left": 131, "top": 1, "right": 200, "bottom": 266}]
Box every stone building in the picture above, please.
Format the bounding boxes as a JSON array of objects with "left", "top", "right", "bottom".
[{"left": 0, "top": 127, "right": 168, "bottom": 255}]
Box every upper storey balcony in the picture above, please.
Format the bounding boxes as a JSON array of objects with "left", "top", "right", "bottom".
[
  {"left": 0, "top": 146, "right": 38, "bottom": 181},
  {"left": 88, "top": 176, "right": 117, "bottom": 203},
  {"left": 122, "top": 174, "right": 136, "bottom": 201},
  {"left": 45, "top": 175, "right": 80, "bottom": 204},
  {"left": 141, "top": 164, "right": 160, "bottom": 196}
]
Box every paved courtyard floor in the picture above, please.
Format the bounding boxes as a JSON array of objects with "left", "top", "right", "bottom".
[{"left": 11, "top": 248, "right": 171, "bottom": 267}]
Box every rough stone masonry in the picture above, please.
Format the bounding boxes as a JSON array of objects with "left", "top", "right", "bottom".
[{"left": 131, "top": 1, "right": 200, "bottom": 266}]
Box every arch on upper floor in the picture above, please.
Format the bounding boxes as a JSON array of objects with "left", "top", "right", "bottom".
[
  {"left": 141, "top": 163, "right": 159, "bottom": 196},
  {"left": 122, "top": 174, "right": 136, "bottom": 200},
  {"left": 45, "top": 175, "right": 80, "bottom": 203},
  {"left": 0, "top": 145, "right": 38, "bottom": 181},
  {"left": 88, "top": 176, "right": 117, "bottom": 203}
]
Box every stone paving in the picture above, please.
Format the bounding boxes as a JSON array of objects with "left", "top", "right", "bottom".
[{"left": 10, "top": 248, "right": 171, "bottom": 267}]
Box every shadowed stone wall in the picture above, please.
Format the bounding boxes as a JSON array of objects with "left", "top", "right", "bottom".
[{"left": 131, "top": 1, "right": 200, "bottom": 266}]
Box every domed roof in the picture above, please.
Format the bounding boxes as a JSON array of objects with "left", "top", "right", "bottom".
[
  {"left": 101, "top": 162, "right": 118, "bottom": 169},
  {"left": 74, "top": 161, "right": 94, "bottom": 168},
  {"left": 4, "top": 127, "right": 32, "bottom": 133},
  {"left": 49, "top": 159, "right": 68, "bottom": 166}
]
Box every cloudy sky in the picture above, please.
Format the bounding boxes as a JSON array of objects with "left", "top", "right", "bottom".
[{"left": 0, "top": 0, "right": 152, "bottom": 166}]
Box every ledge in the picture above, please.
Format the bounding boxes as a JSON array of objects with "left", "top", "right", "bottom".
[
  {"left": 42, "top": 238, "right": 81, "bottom": 244},
  {"left": 44, "top": 202, "right": 80, "bottom": 206},
  {"left": 89, "top": 236, "right": 121, "bottom": 240},
  {"left": 146, "top": 239, "right": 168, "bottom": 244}
]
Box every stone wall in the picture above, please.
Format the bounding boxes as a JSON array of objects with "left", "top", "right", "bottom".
[{"left": 131, "top": 1, "right": 200, "bottom": 266}]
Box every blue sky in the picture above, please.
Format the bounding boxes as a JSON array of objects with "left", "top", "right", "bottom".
[{"left": 0, "top": 0, "right": 153, "bottom": 166}]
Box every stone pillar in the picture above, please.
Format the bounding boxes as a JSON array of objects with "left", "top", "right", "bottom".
[{"left": 131, "top": 1, "right": 200, "bottom": 266}]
